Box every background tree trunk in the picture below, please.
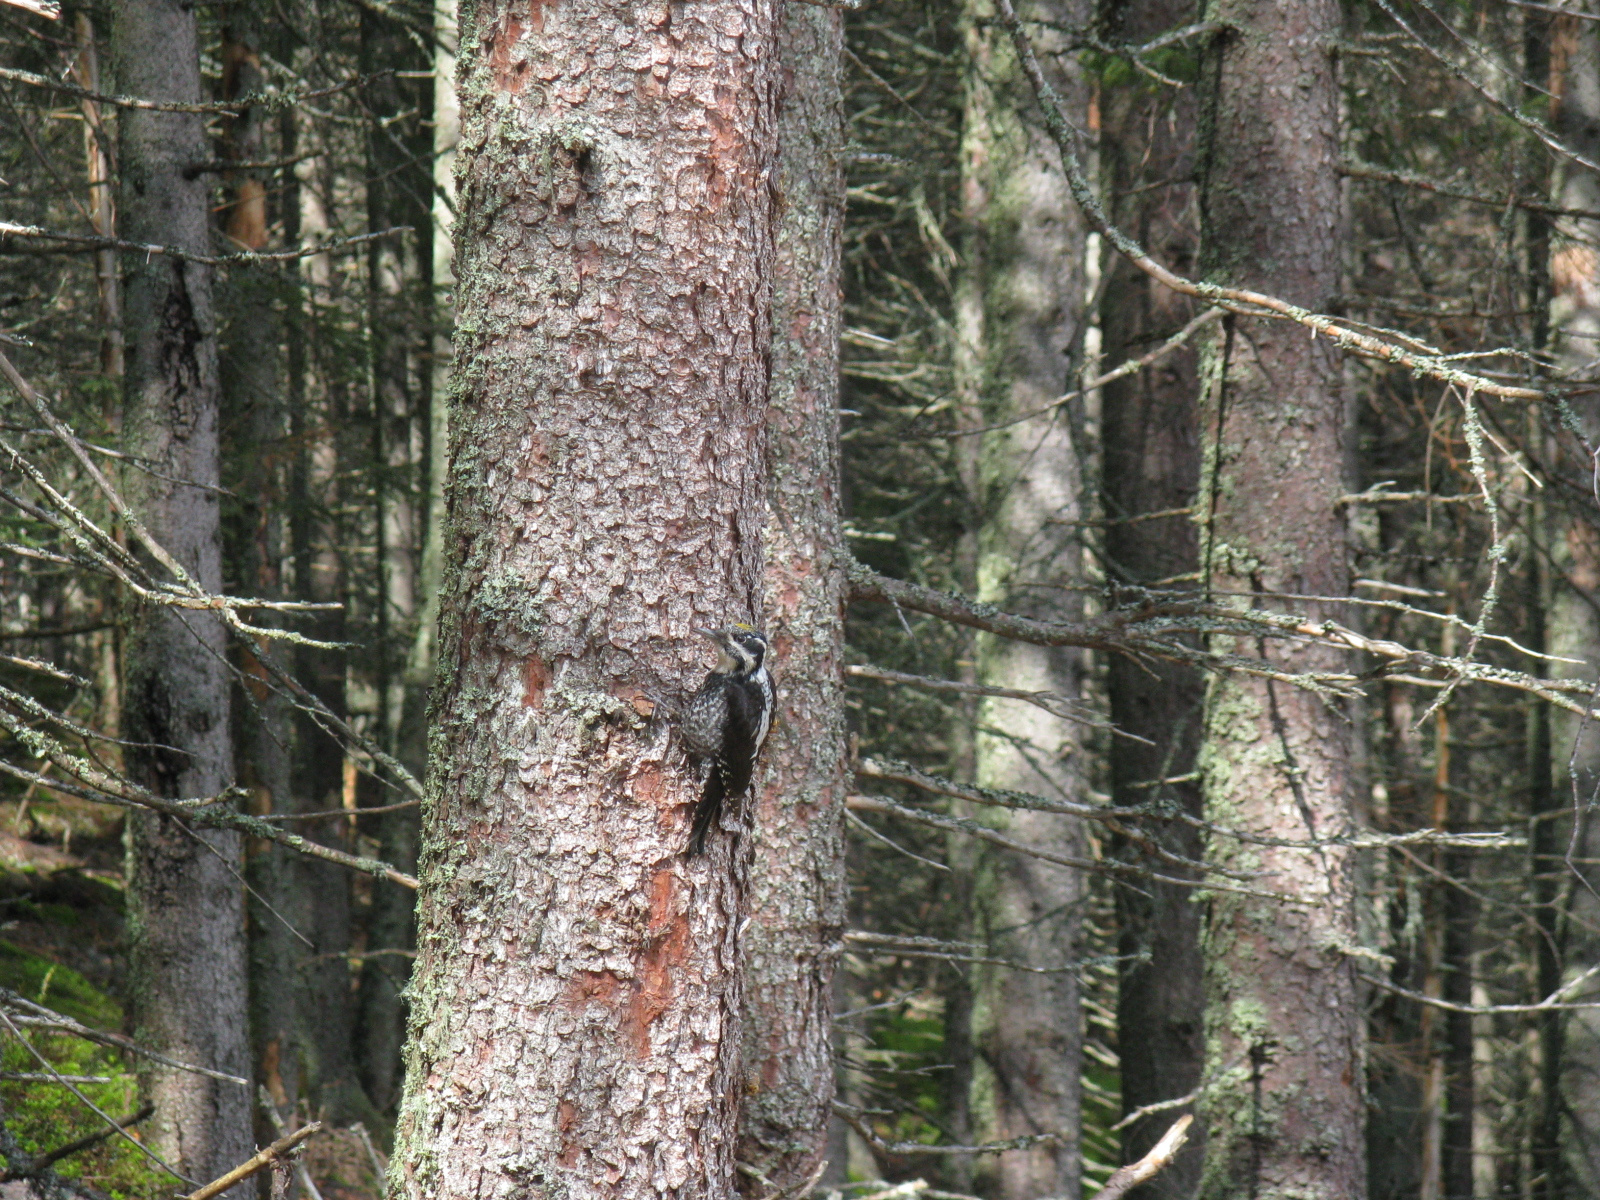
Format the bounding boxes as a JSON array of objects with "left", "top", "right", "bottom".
[
  {"left": 216, "top": 14, "right": 306, "bottom": 1148},
  {"left": 1096, "top": 2, "right": 1207, "bottom": 1195},
  {"left": 354, "top": 1, "right": 434, "bottom": 1119},
  {"left": 954, "top": 4, "right": 1088, "bottom": 1196},
  {"left": 737, "top": 4, "right": 849, "bottom": 1194},
  {"left": 1192, "top": 4, "right": 1365, "bottom": 1199},
  {"left": 112, "top": 0, "right": 253, "bottom": 1184},
  {"left": 389, "top": 1, "right": 779, "bottom": 1195}
]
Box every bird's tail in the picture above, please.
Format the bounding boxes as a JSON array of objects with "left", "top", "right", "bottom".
[{"left": 686, "top": 768, "right": 725, "bottom": 857}]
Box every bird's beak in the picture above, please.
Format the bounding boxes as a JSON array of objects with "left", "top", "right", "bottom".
[{"left": 693, "top": 627, "right": 720, "bottom": 641}]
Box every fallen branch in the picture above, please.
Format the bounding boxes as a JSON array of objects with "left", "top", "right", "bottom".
[{"left": 182, "top": 1123, "right": 322, "bottom": 1200}]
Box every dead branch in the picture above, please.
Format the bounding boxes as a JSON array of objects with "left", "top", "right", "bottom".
[
  {"left": 0, "top": 988, "right": 249, "bottom": 1086},
  {"left": 1095, "top": 1115, "right": 1194, "bottom": 1200},
  {"left": 0, "top": 64, "right": 387, "bottom": 115},
  {"left": 0, "top": 220, "right": 407, "bottom": 267},
  {"left": 0, "top": 1009, "right": 194, "bottom": 1186},
  {"left": 181, "top": 1123, "right": 322, "bottom": 1200}
]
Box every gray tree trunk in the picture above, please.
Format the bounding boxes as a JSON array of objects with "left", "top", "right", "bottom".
[
  {"left": 112, "top": 0, "right": 253, "bottom": 1185},
  {"left": 1097, "top": 1, "right": 1206, "bottom": 1194},
  {"left": 1193, "top": 4, "right": 1365, "bottom": 1199},
  {"left": 954, "top": 4, "right": 1088, "bottom": 1196},
  {"left": 737, "top": 4, "right": 849, "bottom": 1195},
  {"left": 389, "top": 1, "right": 780, "bottom": 1195}
]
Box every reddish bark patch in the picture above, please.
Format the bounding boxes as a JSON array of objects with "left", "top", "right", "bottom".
[
  {"left": 772, "top": 631, "right": 796, "bottom": 664},
  {"left": 488, "top": 7, "right": 542, "bottom": 93},
  {"left": 522, "top": 656, "right": 551, "bottom": 708},
  {"left": 704, "top": 88, "right": 742, "bottom": 208},
  {"left": 566, "top": 968, "right": 621, "bottom": 1006},
  {"left": 646, "top": 869, "right": 675, "bottom": 935},
  {"left": 516, "top": 433, "right": 549, "bottom": 480},
  {"left": 630, "top": 763, "right": 668, "bottom": 811},
  {"left": 557, "top": 1098, "right": 581, "bottom": 1166},
  {"left": 625, "top": 910, "right": 690, "bottom": 1058}
]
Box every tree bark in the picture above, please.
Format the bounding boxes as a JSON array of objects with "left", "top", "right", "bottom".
[
  {"left": 389, "top": 2, "right": 779, "bottom": 1196},
  {"left": 1192, "top": 5, "right": 1364, "bottom": 1199},
  {"left": 954, "top": 4, "right": 1088, "bottom": 1196},
  {"left": 112, "top": 0, "right": 253, "bottom": 1185},
  {"left": 1544, "top": 7, "right": 1600, "bottom": 1193},
  {"left": 1097, "top": 1, "right": 1206, "bottom": 1194},
  {"left": 736, "top": 4, "right": 848, "bottom": 1195}
]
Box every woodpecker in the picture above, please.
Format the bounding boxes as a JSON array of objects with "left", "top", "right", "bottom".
[{"left": 680, "top": 624, "right": 775, "bottom": 856}]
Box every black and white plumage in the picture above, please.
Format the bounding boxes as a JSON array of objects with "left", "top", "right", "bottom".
[{"left": 680, "top": 624, "right": 775, "bottom": 856}]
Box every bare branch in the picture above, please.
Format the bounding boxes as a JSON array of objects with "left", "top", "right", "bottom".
[
  {"left": 0, "top": 220, "right": 406, "bottom": 267},
  {"left": 181, "top": 1124, "right": 322, "bottom": 1200},
  {"left": 0, "top": 64, "right": 387, "bottom": 115},
  {"left": 1095, "top": 1115, "right": 1194, "bottom": 1200}
]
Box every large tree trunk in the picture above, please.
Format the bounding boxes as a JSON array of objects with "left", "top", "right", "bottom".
[
  {"left": 954, "top": 4, "right": 1088, "bottom": 1196},
  {"left": 1192, "top": 5, "right": 1365, "bottom": 1199},
  {"left": 736, "top": 4, "right": 848, "bottom": 1195},
  {"left": 388, "top": 1, "right": 779, "bottom": 1196},
  {"left": 112, "top": 0, "right": 253, "bottom": 1184},
  {"left": 1097, "top": 2, "right": 1206, "bottom": 1196}
]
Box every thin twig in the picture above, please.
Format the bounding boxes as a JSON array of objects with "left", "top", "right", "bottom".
[{"left": 0, "top": 989, "right": 248, "bottom": 1086}]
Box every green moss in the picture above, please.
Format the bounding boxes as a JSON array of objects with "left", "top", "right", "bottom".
[
  {"left": 0, "top": 1034, "right": 168, "bottom": 1199},
  {"left": 0, "top": 942, "right": 119, "bottom": 1031},
  {"left": 0, "top": 950, "right": 164, "bottom": 1198}
]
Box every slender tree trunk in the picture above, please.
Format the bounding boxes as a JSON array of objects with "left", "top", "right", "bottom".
[
  {"left": 1192, "top": 5, "right": 1364, "bottom": 1199},
  {"left": 355, "top": 2, "right": 433, "bottom": 1117},
  {"left": 1097, "top": 1, "right": 1206, "bottom": 1194},
  {"left": 111, "top": 0, "right": 253, "bottom": 1184},
  {"left": 216, "top": 16, "right": 305, "bottom": 1145},
  {"left": 389, "top": 2, "right": 780, "bottom": 1195},
  {"left": 736, "top": 4, "right": 848, "bottom": 1194},
  {"left": 954, "top": 4, "right": 1088, "bottom": 1196},
  {"left": 279, "top": 87, "right": 365, "bottom": 1128}
]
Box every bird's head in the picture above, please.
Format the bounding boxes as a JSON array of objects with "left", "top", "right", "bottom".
[{"left": 695, "top": 623, "right": 768, "bottom": 675}]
